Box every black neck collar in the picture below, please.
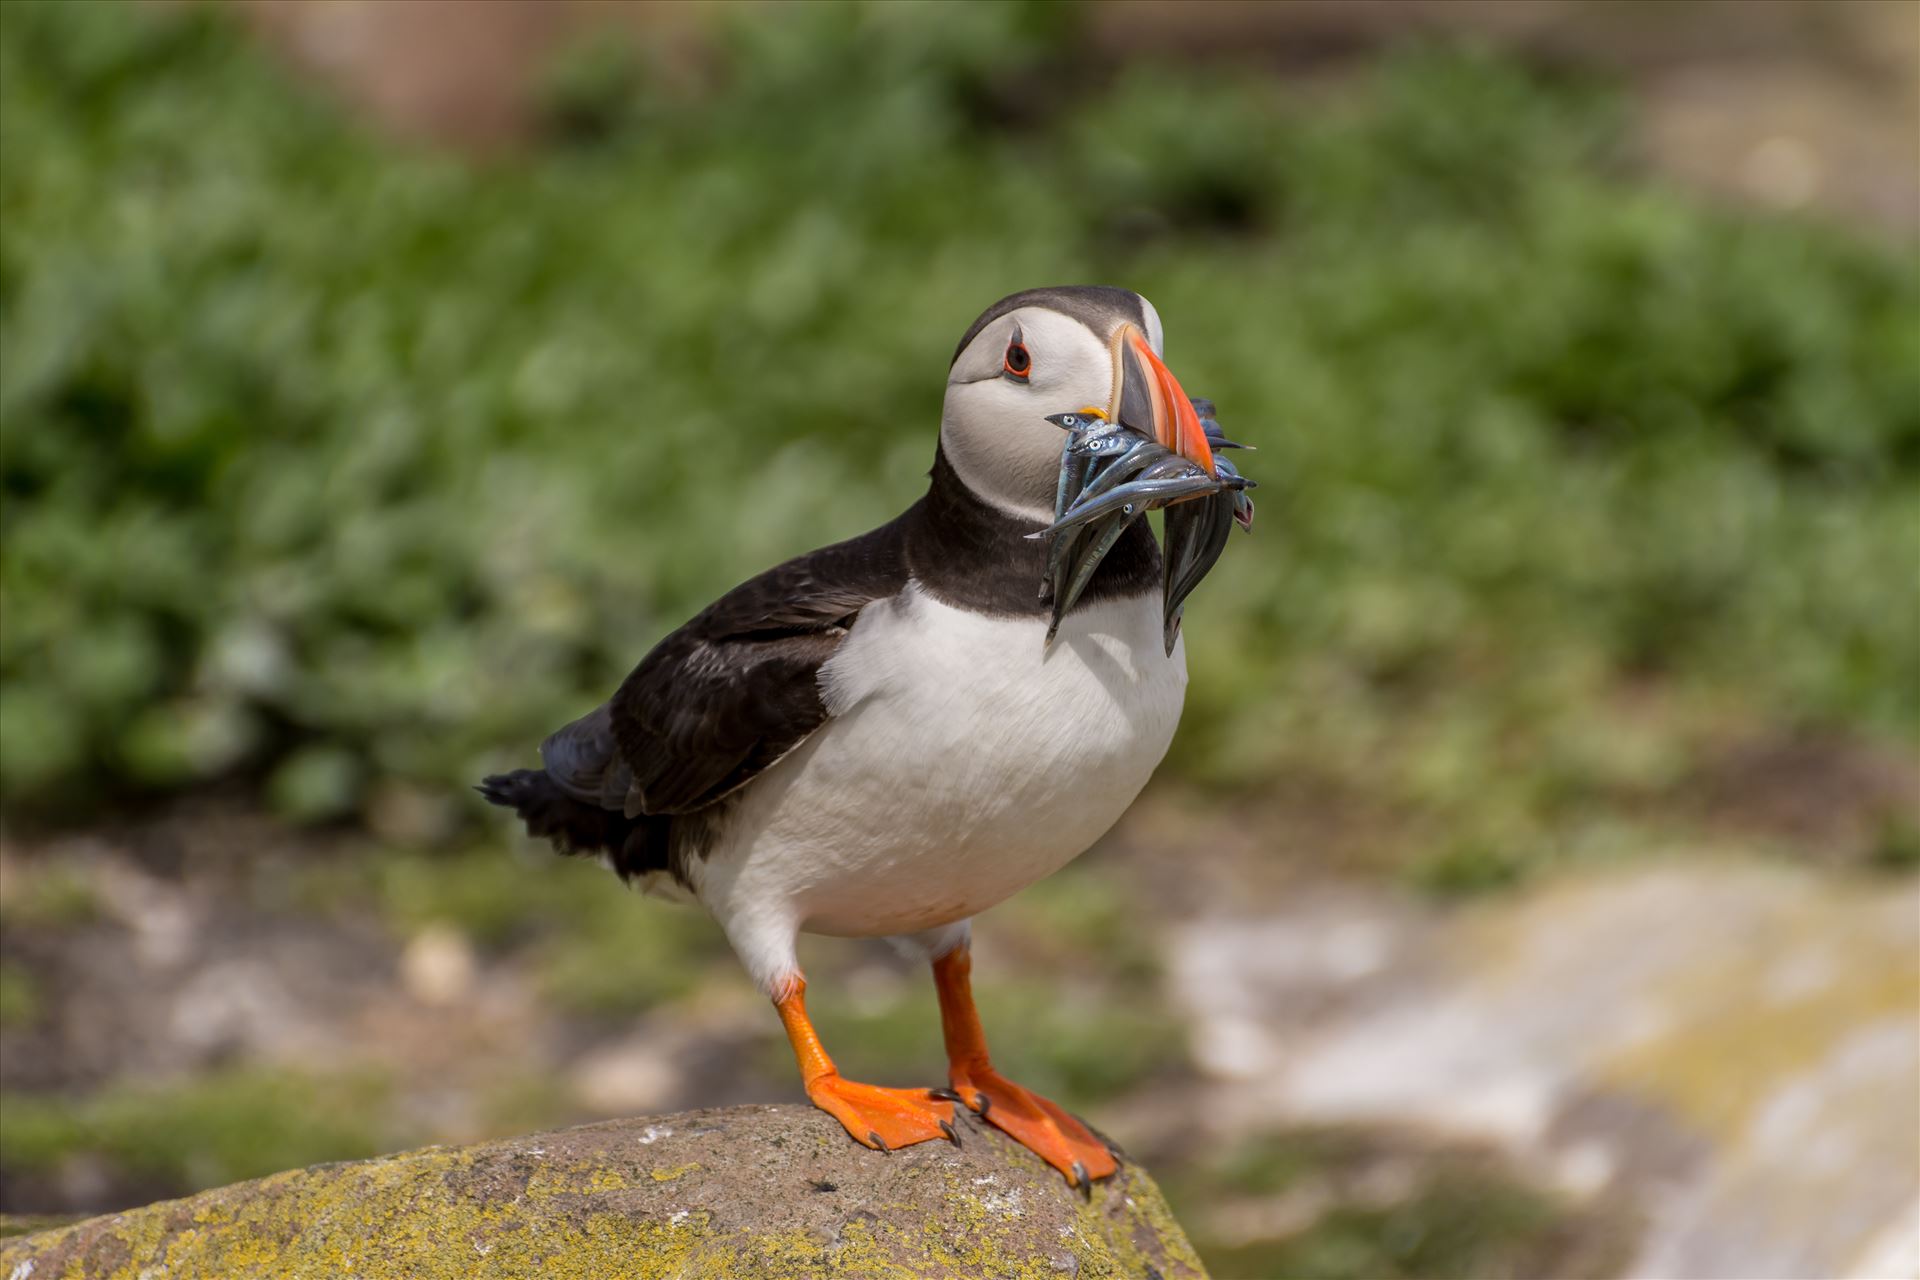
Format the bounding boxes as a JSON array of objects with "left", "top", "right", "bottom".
[{"left": 899, "top": 445, "right": 1160, "bottom": 617}]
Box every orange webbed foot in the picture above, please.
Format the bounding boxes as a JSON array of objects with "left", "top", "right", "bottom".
[
  {"left": 945, "top": 1067, "right": 1119, "bottom": 1188},
  {"left": 806, "top": 1074, "right": 958, "bottom": 1152},
  {"left": 932, "top": 947, "right": 1121, "bottom": 1189},
  {"left": 777, "top": 974, "right": 958, "bottom": 1153}
]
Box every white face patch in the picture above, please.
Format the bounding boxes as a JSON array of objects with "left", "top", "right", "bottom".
[{"left": 940, "top": 304, "right": 1139, "bottom": 522}]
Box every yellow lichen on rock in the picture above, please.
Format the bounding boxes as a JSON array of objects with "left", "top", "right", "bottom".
[
  {"left": 1, "top": 1105, "right": 1207, "bottom": 1279},
  {"left": 647, "top": 1162, "right": 701, "bottom": 1182}
]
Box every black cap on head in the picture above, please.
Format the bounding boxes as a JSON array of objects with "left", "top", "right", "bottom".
[{"left": 951, "top": 286, "right": 1148, "bottom": 366}]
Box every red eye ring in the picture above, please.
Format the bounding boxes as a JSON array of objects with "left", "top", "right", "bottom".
[{"left": 1003, "top": 338, "right": 1031, "bottom": 381}]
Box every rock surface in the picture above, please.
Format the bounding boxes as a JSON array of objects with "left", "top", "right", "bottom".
[
  {"left": 0, "top": 1104, "right": 1206, "bottom": 1279},
  {"left": 1172, "top": 861, "right": 1919, "bottom": 1280}
]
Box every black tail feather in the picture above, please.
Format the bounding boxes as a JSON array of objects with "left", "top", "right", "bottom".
[{"left": 478, "top": 768, "right": 635, "bottom": 859}]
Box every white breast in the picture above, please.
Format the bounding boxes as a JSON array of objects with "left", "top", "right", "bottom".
[{"left": 693, "top": 582, "right": 1186, "bottom": 940}]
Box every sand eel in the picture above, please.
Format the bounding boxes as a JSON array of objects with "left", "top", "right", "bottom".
[{"left": 481, "top": 286, "right": 1224, "bottom": 1188}]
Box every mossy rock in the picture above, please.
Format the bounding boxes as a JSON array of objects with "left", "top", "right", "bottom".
[{"left": 0, "top": 1104, "right": 1207, "bottom": 1279}]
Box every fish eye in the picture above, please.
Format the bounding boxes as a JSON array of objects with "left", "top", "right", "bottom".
[{"left": 1003, "top": 329, "right": 1031, "bottom": 381}]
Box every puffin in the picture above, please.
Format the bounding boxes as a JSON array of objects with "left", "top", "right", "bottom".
[{"left": 481, "top": 286, "right": 1217, "bottom": 1188}]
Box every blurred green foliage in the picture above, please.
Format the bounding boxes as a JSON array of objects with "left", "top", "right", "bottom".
[
  {"left": 1, "top": 0, "right": 1914, "bottom": 866},
  {"left": 298, "top": 843, "right": 737, "bottom": 1016},
  {"left": 1165, "top": 1132, "right": 1613, "bottom": 1280},
  {"left": 0, "top": 1068, "right": 391, "bottom": 1191},
  {"left": 0, "top": 859, "right": 99, "bottom": 929},
  {"left": 1871, "top": 815, "right": 1920, "bottom": 871},
  {"left": 1209, "top": 1172, "right": 1568, "bottom": 1280},
  {"left": 0, "top": 960, "right": 38, "bottom": 1029}
]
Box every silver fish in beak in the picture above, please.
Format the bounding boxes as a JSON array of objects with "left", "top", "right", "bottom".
[
  {"left": 1161, "top": 486, "right": 1236, "bottom": 655},
  {"left": 1033, "top": 337, "right": 1256, "bottom": 651}
]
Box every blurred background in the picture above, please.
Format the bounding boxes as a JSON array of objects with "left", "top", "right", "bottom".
[{"left": 1, "top": 0, "right": 1916, "bottom": 1275}]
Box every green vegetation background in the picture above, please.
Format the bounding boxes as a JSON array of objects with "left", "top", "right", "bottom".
[
  {"left": 0, "top": 1, "right": 1915, "bottom": 1273},
  {"left": 6, "top": 0, "right": 1913, "bottom": 851}
]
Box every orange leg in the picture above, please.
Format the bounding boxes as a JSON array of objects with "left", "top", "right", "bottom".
[
  {"left": 932, "top": 946, "right": 1119, "bottom": 1189},
  {"left": 776, "top": 974, "right": 956, "bottom": 1152}
]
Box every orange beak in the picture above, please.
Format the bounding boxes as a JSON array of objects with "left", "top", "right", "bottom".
[{"left": 1110, "top": 323, "right": 1215, "bottom": 477}]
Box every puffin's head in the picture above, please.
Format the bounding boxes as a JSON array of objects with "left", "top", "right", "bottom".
[{"left": 942, "top": 285, "right": 1214, "bottom": 521}]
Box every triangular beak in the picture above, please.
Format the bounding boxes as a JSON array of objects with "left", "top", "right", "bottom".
[{"left": 1110, "top": 323, "right": 1216, "bottom": 477}]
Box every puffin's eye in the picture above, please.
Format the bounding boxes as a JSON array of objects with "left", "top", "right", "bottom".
[{"left": 1003, "top": 330, "right": 1031, "bottom": 381}]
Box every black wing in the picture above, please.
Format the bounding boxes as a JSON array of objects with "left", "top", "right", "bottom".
[{"left": 547, "top": 515, "right": 910, "bottom": 818}]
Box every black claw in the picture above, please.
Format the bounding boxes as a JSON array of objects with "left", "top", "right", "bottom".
[
  {"left": 930, "top": 1087, "right": 962, "bottom": 1103},
  {"left": 974, "top": 1092, "right": 992, "bottom": 1118},
  {"left": 939, "top": 1118, "right": 960, "bottom": 1146},
  {"left": 1070, "top": 1160, "right": 1091, "bottom": 1196},
  {"left": 868, "top": 1131, "right": 888, "bottom": 1152}
]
